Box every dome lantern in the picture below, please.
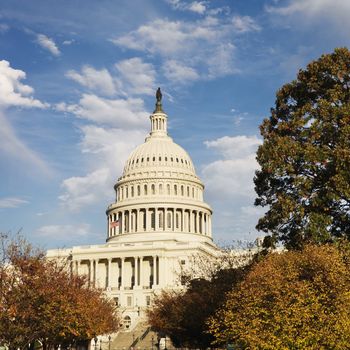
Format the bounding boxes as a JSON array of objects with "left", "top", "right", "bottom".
[{"left": 150, "top": 87, "right": 167, "bottom": 137}]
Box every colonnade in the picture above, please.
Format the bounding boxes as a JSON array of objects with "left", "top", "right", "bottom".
[
  {"left": 72, "top": 255, "right": 160, "bottom": 290},
  {"left": 108, "top": 207, "right": 211, "bottom": 238}
]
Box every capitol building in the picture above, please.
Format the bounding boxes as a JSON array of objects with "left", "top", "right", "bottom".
[{"left": 47, "top": 89, "right": 220, "bottom": 332}]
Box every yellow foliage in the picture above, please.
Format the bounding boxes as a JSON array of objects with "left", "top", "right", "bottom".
[{"left": 208, "top": 244, "right": 350, "bottom": 349}]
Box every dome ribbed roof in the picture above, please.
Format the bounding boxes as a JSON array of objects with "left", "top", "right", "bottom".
[{"left": 122, "top": 135, "right": 197, "bottom": 177}]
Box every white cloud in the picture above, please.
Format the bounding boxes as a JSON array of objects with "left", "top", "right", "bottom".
[
  {"left": 201, "top": 135, "right": 262, "bottom": 242},
  {"left": 58, "top": 125, "right": 145, "bottom": 211},
  {"left": 267, "top": 0, "right": 350, "bottom": 33},
  {"left": 62, "top": 39, "right": 74, "bottom": 45},
  {"left": 111, "top": 16, "right": 250, "bottom": 81},
  {"left": 59, "top": 168, "right": 111, "bottom": 211},
  {"left": 162, "top": 60, "right": 199, "bottom": 82},
  {"left": 36, "top": 34, "right": 61, "bottom": 56},
  {"left": 0, "top": 60, "right": 47, "bottom": 108},
  {"left": 204, "top": 135, "right": 261, "bottom": 159},
  {"left": 167, "top": 0, "right": 207, "bottom": 14},
  {"left": 0, "top": 197, "right": 29, "bottom": 208},
  {"left": 0, "top": 23, "right": 9, "bottom": 33},
  {"left": 0, "top": 111, "right": 52, "bottom": 176},
  {"left": 55, "top": 94, "right": 149, "bottom": 129},
  {"left": 66, "top": 65, "right": 117, "bottom": 96},
  {"left": 188, "top": 1, "right": 206, "bottom": 14},
  {"left": 232, "top": 15, "right": 261, "bottom": 33},
  {"left": 36, "top": 223, "right": 91, "bottom": 237},
  {"left": 115, "top": 57, "right": 156, "bottom": 95}
]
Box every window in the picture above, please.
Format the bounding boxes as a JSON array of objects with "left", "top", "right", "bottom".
[
  {"left": 146, "top": 295, "right": 151, "bottom": 306},
  {"left": 127, "top": 296, "right": 132, "bottom": 307},
  {"left": 174, "top": 185, "right": 177, "bottom": 195},
  {"left": 114, "top": 297, "right": 119, "bottom": 306},
  {"left": 167, "top": 184, "right": 170, "bottom": 195},
  {"left": 159, "top": 156, "right": 161, "bottom": 161},
  {"left": 141, "top": 158, "right": 144, "bottom": 162},
  {"left": 126, "top": 187, "right": 128, "bottom": 198},
  {"left": 176, "top": 213, "right": 180, "bottom": 229},
  {"left": 181, "top": 185, "right": 184, "bottom": 196},
  {"left": 181, "top": 259, "right": 186, "bottom": 265},
  {"left": 159, "top": 184, "right": 163, "bottom": 194},
  {"left": 153, "top": 156, "right": 156, "bottom": 161},
  {"left": 151, "top": 184, "right": 155, "bottom": 195},
  {"left": 187, "top": 186, "right": 190, "bottom": 196},
  {"left": 131, "top": 186, "right": 134, "bottom": 197},
  {"left": 123, "top": 315, "right": 131, "bottom": 329},
  {"left": 144, "top": 184, "right": 148, "bottom": 195},
  {"left": 137, "top": 185, "right": 141, "bottom": 196}
]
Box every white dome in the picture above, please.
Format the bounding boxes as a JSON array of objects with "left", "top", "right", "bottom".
[{"left": 122, "top": 135, "right": 197, "bottom": 178}]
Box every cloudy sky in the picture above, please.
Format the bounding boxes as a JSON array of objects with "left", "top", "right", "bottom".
[{"left": 0, "top": 0, "right": 349, "bottom": 249}]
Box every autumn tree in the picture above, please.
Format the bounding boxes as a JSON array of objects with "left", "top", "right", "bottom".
[
  {"left": 254, "top": 48, "right": 350, "bottom": 249},
  {"left": 147, "top": 249, "right": 255, "bottom": 349},
  {"left": 208, "top": 244, "right": 350, "bottom": 349},
  {"left": 0, "top": 234, "right": 120, "bottom": 350}
]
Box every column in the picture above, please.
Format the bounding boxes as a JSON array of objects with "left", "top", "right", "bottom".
[
  {"left": 121, "top": 211, "right": 125, "bottom": 234},
  {"left": 140, "top": 257, "right": 143, "bottom": 288},
  {"left": 134, "top": 257, "right": 138, "bottom": 288},
  {"left": 155, "top": 207, "right": 158, "bottom": 231},
  {"left": 121, "top": 257, "right": 125, "bottom": 289},
  {"left": 153, "top": 256, "right": 157, "bottom": 287},
  {"left": 137, "top": 209, "right": 140, "bottom": 233},
  {"left": 201, "top": 212, "right": 204, "bottom": 234},
  {"left": 107, "top": 259, "right": 112, "bottom": 288},
  {"left": 181, "top": 209, "right": 186, "bottom": 232},
  {"left": 89, "top": 260, "right": 94, "bottom": 284},
  {"left": 95, "top": 259, "right": 99, "bottom": 288},
  {"left": 146, "top": 209, "right": 151, "bottom": 231}
]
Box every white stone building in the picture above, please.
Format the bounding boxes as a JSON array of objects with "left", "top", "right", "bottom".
[{"left": 47, "top": 90, "right": 220, "bottom": 330}]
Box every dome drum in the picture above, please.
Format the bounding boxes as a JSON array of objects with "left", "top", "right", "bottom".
[{"left": 106, "top": 90, "right": 214, "bottom": 247}]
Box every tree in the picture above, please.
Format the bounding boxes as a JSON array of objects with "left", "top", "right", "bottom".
[
  {"left": 147, "top": 249, "right": 254, "bottom": 349},
  {"left": 208, "top": 244, "right": 350, "bottom": 349},
  {"left": 0, "top": 234, "right": 120, "bottom": 350},
  {"left": 254, "top": 47, "right": 350, "bottom": 249}
]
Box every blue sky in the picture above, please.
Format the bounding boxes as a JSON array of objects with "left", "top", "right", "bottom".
[{"left": 0, "top": 0, "right": 349, "bottom": 249}]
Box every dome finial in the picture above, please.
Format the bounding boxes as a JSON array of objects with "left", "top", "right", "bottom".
[{"left": 154, "top": 87, "right": 163, "bottom": 113}]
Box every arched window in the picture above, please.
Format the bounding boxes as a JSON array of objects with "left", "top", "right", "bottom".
[
  {"left": 181, "top": 185, "right": 184, "bottom": 196},
  {"left": 192, "top": 187, "right": 194, "bottom": 197},
  {"left": 176, "top": 213, "right": 180, "bottom": 229},
  {"left": 174, "top": 185, "right": 177, "bottom": 195},
  {"left": 187, "top": 186, "right": 190, "bottom": 197},
  {"left": 167, "top": 212, "right": 172, "bottom": 229},
  {"left": 151, "top": 184, "right": 155, "bottom": 195},
  {"left": 167, "top": 184, "right": 170, "bottom": 195},
  {"left": 144, "top": 184, "right": 148, "bottom": 195},
  {"left": 131, "top": 186, "right": 134, "bottom": 197},
  {"left": 137, "top": 185, "right": 141, "bottom": 196},
  {"left": 126, "top": 187, "right": 128, "bottom": 198},
  {"left": 159, "top": 184, "right": 163, "bottom": 195}
]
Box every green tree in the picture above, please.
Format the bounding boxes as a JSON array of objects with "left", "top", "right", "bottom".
[
  {"left": 0, "top": 234, "right": 120, "bottom": 350},
  {"left": 208, "top": 244, "right": 350, "bottom": 350},
  {"left": 254, "top": 47, "right": 350, "bottom": 249}
]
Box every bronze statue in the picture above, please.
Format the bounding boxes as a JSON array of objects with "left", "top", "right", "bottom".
[{"left": 156, "top": 87, "right": 162, "bottom": 102}]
